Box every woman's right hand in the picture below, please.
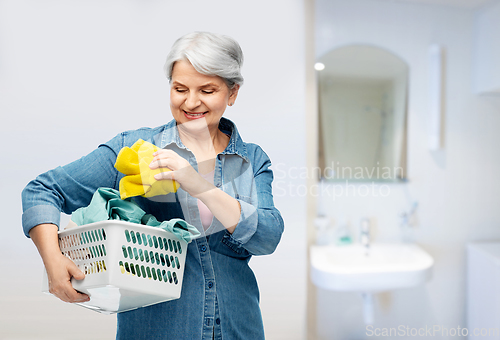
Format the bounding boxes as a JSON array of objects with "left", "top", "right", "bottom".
[
  {"left": 45, "top": 253, "right": 90, "bottom": 303},
  {"left": 29, "top": 223, "right": 90, "bottom": 303}
]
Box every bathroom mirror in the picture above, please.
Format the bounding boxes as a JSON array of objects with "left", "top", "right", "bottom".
[{"left": 317, "top": 45, "right": 408, "bottom": 182}]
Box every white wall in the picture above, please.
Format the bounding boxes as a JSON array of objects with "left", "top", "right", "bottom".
[
  {"left": 473, "top": 0, "right": 500, "bottom": 93},
  {"left": 312, "top": 0, "right": 500, "bottom": 339},
  {"left": 0, "top": 1, "right": 307, "bottom": 339}
]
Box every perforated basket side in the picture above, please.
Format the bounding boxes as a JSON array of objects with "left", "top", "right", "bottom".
[
  {"left": 59, "top": 226, "right": 108, "bottom": 277},
  {"left": 110, "top": 225, "right": 188, "bottom": 297}
]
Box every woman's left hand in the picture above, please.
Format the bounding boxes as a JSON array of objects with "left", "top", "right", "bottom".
[{"left": 149, "top": 149, "right": 213, "bottom": 197}]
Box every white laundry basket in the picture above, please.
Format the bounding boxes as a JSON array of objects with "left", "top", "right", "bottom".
[{"left": 42, "top": 220, "right": 188, "bottom": 314}]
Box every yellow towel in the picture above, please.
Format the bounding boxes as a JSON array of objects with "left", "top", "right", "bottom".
[{"left": 114, "top": 139, "right": 179, "bottom": 199}]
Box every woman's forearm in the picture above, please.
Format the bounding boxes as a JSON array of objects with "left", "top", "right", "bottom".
[
  {"left": 196, "top": 188, "right": 240, "bottom": 234},
  {"left": 29, "top": 223, "right": 62, "bottom": 262}
]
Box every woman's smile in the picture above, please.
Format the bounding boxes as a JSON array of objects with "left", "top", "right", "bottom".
[{"left": 183, "top": 110, "right": 208, "bottom": 119}]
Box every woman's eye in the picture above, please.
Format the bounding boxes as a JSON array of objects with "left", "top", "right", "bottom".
[
  {"left": 202, "top": 90, "right": 214, "bottom": 94},
  {"left": 175, "top": 88, "right": 187, "bottom": 93}
]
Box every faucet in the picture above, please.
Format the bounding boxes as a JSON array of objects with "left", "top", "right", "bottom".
[
  {"left": 399, "top": 202, "right": 418, "bottom": 243},
  {"left": 360, "top": 219, "right": 370, "bottom": 254}
]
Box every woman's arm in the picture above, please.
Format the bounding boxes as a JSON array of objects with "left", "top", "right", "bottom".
[
  {"left": 151, "top": 145, "right": 284, "bottom": 256},
  {"left": 221, "top": 144, "right": 284, "bottom": 256},
  {"left": 22, "top": 134, "right": 123, "bottom": 302},
  {"left": 22, "top": 137, "right": 121, "bottom": 237},
  {"left": 195, "top": 186, "right": 241, "bottom": 234}
]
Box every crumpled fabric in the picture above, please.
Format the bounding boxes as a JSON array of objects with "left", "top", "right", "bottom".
[
  {"left": 71, "top": 187, "right": 200, "bottom": 243},
  {"left": 114, "top": 139, "right": 179, "bottom": 200}
]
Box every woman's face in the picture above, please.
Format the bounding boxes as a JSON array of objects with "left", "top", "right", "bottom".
[{"left": 170, "top": 59, "right": 238, "bottom": 132}]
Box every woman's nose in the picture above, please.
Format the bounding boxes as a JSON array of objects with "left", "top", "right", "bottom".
[{"left": 185, "top": 92, "right": 201, "bottom": 109}]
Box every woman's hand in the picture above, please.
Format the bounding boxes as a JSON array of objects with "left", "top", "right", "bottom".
[
  {"left": 149, "top": 149, "right": 240, "bottom": 233},
  {"left": 45, "top": 253, "right": 90, "bottom": 303},
  {"left": 149, "top": 149, "right": 214, "bottom": 197},
  {"left": 30, "top": 223, "right": 90, "bottom": 303}
]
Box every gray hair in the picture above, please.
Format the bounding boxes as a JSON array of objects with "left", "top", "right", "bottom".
[{"left": 164, "top": 31, "right": 244, "bottom": 89}]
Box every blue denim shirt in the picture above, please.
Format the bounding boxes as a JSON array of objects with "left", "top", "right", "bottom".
[{"left": 21, "top": 117, "right": 284, "bottom": 340}]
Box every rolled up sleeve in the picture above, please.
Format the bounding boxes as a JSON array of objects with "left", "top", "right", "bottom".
[{"left": 21, "top": 205, "right": 61, "bottom": 237}]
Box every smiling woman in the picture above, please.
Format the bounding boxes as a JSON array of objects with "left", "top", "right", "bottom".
[
  {"left": 169, "top": 60, "right": 239, "bottom": 146},
  {"left": 21, "top": 31, "right": 284, "bottom": 340}
]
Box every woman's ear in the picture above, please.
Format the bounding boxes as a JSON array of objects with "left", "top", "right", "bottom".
[{"left": 228, "top": 84, "right": 240, "bottom": 105}]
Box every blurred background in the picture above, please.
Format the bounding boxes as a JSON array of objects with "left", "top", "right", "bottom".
[{"left": 1, "top": 0, "right": 499, "bottom": 339}]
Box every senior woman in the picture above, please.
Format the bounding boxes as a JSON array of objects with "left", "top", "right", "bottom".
[{"left": 22, "top": 31, "right": 284, "bottom": 340}]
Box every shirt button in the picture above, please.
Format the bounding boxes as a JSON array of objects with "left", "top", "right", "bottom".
[
  {"left": 200, "top": 245, "right": 207, "bottom": 252},
  {"left": 216, "top": 318, "right": 220, "bottom": 325},
  {"left": 208, "top": 281, "right": 213, "bottom": 289},
  {"left": 216, "top": 183, "right": 221, "bottom": 188}
]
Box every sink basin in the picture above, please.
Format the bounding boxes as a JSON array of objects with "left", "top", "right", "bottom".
[{"left": 310, "top": 243, "right": 434, "bottom": 292}]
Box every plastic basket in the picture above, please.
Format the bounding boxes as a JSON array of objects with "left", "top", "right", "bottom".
[{"left": 42, "top": 220, "right": 188, "bottom": 314}]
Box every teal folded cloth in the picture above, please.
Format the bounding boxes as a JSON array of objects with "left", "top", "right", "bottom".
[{"left": 71, "top": 187, "right": 200, "bottom": 243}]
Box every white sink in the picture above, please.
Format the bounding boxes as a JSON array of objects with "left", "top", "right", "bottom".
[{"left": 310, "top": 243, "right": 434, "bottom": 292}]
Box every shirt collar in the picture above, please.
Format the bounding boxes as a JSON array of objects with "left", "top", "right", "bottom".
[{"left": 159, "top": 117, "right": 248, "bottom": 161}]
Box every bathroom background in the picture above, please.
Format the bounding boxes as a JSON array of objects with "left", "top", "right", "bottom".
[
  {"left": 1, "top": 0, "right": 500, "bottom": 339},
  {"left": 309, "top": 0, "right": 500, "bottom": 339}
]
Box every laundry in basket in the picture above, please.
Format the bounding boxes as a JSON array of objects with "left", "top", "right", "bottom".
[{"left": 68, "top": 187, "right": 199, "bottom": 244}]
